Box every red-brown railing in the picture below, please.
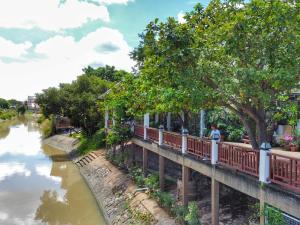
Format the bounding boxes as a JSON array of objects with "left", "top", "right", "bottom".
[
  {"left": 218, "top": 143, "right": 259, "bottom": 177},
  {"left": 269, "top": 153, "right": 300, "bottom": 192},
  {"left": 187, "top": 136, "right": 211, "bottom": 159},
  {"left": 163, "top": 131, "right": 182, "bottom": 150},
  {"left": 147, "top": 127, "right": 159, "bottom": 142},
  {"left": 108, "top": 120, "right": 113, "bottom": 128},
  {"left": 134, "top": 125, "right": 144, "bottom": 138}
]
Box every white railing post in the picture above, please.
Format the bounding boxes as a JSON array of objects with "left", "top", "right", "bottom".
[
  {"left": 104, "top": 110, "right": 109, "bottom": 129},
  {"left": 159, "top": 125, "right": 164, "bottom": 146},
  {"left": 259, "top": 142, "right": 271, "bottom": 183},
  {"left": 182, "top": 129, "right": 188, "bottom": 154},
  {"left": 144, "top": 113, "right": 150, "bottom": 140},
  {"left": 211, "top": 140, "right": 218, "bottom": 165}
]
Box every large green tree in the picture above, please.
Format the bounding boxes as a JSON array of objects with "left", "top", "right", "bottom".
[
  {"left": 36, "top": 66, "right": 130, "bottom": 136},
  {"left": 130, "top": 0, "right": 300, "bottom": 148}
]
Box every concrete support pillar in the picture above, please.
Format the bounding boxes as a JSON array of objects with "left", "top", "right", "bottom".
[
  {"left": 259, "top": 142, "right": 271, "bottom": 183},
  {"left": 104, "top": 110, "right": 109, "bottom": 129},
  {"left": 211, "top": 178, "right": 220, "bottom": 225},
  {"left": 144, "top": 113, "right": 150, "bottom": 140},
  {"left": 142, "top": 148, "right": 148, "bottom": 176},
  {"left": 211, "top": 140, "right": 218, "bottom": 165},
  {"left": 259, "top": 188, "right": 266, "bottom": 225},
  {"left": 182, "top": 166, "right": 190, "bottom": 206},
  {"left": 159, "top": 125, "right": 164, "bottom": 146},
  {"left": 182, "top": 129, "right": 188, "bottom": 154},
  {"left": 159, "top": 155, "right": 165, "bottom": 191},
  {"left": 167, "top": 112, "right": 171, "bottom": 131}
]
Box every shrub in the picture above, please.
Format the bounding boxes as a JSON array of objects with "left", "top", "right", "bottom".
[
  {"left": 40, "top": 116, "right": 54, "bottom": 138},
  {"left": 145, "top": 173, "right": 159, "bottom": 195},
  {"left": 185, "top": 202, "right": 200, "bottom": 225},
  {"left": 129, "top": 167, "right": 145, "bottom": 187},
  {"left": 172, "top": 205, "right": 188, "bottom": 224},
  {"left": 156, "top": 191, "right": 175, "bottom": 210},
  {"left": 265, "top": 206, "right": 285, "bottom": 225},
  {"left": 77, "top": 128, "right": 106, "bottom": 155}
]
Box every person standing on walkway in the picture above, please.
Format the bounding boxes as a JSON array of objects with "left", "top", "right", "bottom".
[{"left": 209, "top": 124, "right": 221, "bottom": 142}]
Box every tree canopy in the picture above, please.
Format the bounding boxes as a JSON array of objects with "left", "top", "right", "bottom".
[
  {"left": 107, "top": 0, "right": 300, "bottom": 148},
  {"left": 36, "top": 66, "right": 130, "bottom": 136}
]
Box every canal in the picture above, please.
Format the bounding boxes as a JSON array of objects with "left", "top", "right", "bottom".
[{"left": 0, "top": 116, "right": 106, "bottom": 225}]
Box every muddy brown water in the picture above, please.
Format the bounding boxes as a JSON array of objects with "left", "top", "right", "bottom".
[{"left": 0, "top": 116, "right": 106, "bottom": 225}]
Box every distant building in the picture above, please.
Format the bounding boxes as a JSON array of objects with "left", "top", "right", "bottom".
[{"left": 27, "top": 96, "right": 40, "bottom": 112}]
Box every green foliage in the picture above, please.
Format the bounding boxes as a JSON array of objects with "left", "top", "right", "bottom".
[
  {"left": 172, "top": 205, "right": 189, "bottom": 224},
  {"left": 206, "top": 108, "right": 245, "bottom": 141},
  {"left": 0, "top": 109, "right": 17, "bottom": 120},
  {"left": 265, "top": 206, "right": 285, "bottom": 225},
  {"left": 156, "top": 191, "right": 175, "bottom": 210},
  {"left": 144, "top": 173, "right": 159, "bottom": 195},
  {"left": 37, "top": 115, "right": 46, "bottom": 124},
  {"left": 40, "top": 115, "right": 54, "bottom": 138},
  {"left": 125, "top": 199, "right": 154, "bottom": 225},
  {"left": 0, "top": 98, "right": 9, "bottom": 109},
  {"left": 106, "top": 123, "right": 132, "bottom": 146},
  {"left": 77, "top": 129, "right": 106, "bottom": 155},
  {"left": 129, "top": 167, "right": 145, "bottom": 187},
  {"left": 17, "top": 105, "right": 26, "bottom": 115},
  {"left": 184, "top": 202, "right": 200, "bottom": 225},
  {"left": 118, "top": 0, "right": 300, "bottom": 148},
  {"left": 36, "top": 65, "right": 130, "bottom": 136}
]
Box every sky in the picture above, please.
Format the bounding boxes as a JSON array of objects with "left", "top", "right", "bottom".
[{"left": 0, "top": 0, "right": 210, "bottom": 100}]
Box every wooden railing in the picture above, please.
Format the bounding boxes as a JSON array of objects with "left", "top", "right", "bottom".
[
  {"left": 134, "top": 125, "right": 144, "bottom": 138},
  {"left": 108, "top": 120, "right": 113, "bottom": 128},
  {"left": 218, "top": 143, "right": 259, "bottom": 177},
  {"left": 147, "top": 127, "right": 159, "bottom": 142},
  {"left": 187, "top": 136, "right": 211, "bottom": 159},
  {"left": 163, "top": 131, "right": 182, "bottom": 150},
  {"left": 269, "top": 153, "right": 300, "bottom": 192}
]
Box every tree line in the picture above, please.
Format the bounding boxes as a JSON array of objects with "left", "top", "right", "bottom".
[{"left": 36, "top": 65, "right": 130, "bottom": 136}]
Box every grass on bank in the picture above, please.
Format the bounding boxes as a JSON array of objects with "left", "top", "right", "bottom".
[
  {"left": 76, "top": 129, "right": 106, "bottom": 155},
  {"left": 0, "top": 109, "right": 17, "bottom": 120}
]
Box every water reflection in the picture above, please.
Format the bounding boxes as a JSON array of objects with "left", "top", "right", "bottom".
[{"left": 0, "top": 117, "right": 105, "bottom": 225}]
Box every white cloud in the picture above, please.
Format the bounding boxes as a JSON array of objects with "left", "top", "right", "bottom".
[
  {"left": 0, "top": 162, "right": 31, "bottom": 181},
  {"left": 94, "top": 0, "right": 133, "bottom": 4},
  {"left": 0, "top": 37, "right": 32, "bottom": 58},
  {"left": 35, "top": 164, "right": 61, "bottom": 183},
  {"left": 0, "top": 212, "right": 8, "bottom": 220},
  {"left": 0, "top": 125, "right": 42, "bottom": 156},
  {"left": 0, "top": 0, "right": 109, "bottom": 31},
  {"left": 0, "top": 27, "right": 134, "bottom": 100},
  {"left": 177, "top": 11, "right": 186, "bottom": 24}
]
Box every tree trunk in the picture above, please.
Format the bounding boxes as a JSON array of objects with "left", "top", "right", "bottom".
[
  {"left": 257, "top": 119, "right": 269, "bottom": 147},
  {"left": 241, "top": 117, "right": 259, "bottom": 149}
]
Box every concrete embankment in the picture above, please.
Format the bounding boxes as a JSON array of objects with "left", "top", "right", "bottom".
[{"left": 43, "top": 135, "right": 175, "bottom": 225}]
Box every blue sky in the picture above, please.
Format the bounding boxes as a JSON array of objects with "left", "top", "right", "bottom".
[{"left": 0, "top": 0, "right": 210, "bottom": 100}]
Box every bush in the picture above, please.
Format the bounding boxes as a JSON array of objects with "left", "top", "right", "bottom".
[
  {"left": 185, "top": 202, "right": 200, "bottom": 225},
  {"left": 129, "top": 166, "right": 145, "bottom": 187},
  {"left": 40, "top": 116, "right": 54, "bottom": 138},
  {"left": 0, "top": 109, "right": 17, "bottom": 120},
  {"left": 156, "top": 191, "right": 175, "bottom": 210},
  {"left": 172, "top": 205, "right": 188, "bottom": 224},
  {"left": 265, "top": 206, "right": 285, "bottom": 225},
  {"left": 145, "top": 173, "right": 159, "bottom": 195},
  {"left": 77, "top": 128, "right": 106, "bottom": 155},
  {"left": 37, "top": 115, "right": 46, "bottom": 124}
]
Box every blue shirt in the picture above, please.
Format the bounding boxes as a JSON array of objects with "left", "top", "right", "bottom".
[{"left": 210, "top": 129, "right": 221, "bottom": 141}]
